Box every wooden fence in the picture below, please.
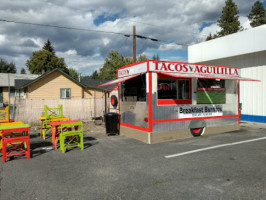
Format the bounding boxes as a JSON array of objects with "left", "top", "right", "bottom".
[{"left": 14, "top": 98, "right": 106, "bottom": 126}]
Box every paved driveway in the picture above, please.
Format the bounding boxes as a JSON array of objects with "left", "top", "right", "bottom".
[{"left": 1, "top": 123, "right": 266, "bottom": 200}]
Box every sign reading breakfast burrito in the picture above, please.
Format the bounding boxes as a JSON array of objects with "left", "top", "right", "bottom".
[{"left": 179, "top": 105, "right": 223, "bottom": 118}]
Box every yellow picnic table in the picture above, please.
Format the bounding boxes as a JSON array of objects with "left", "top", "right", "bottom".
[{"left": 38, "top": 116, "right": 70, "bottom": 139}]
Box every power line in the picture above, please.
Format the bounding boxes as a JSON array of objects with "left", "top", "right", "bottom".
[
  {"left": 0, "top": 19, "right": 127, "bottom": 36},
  {"left": 0, "top": 18, "right": 188, "bottom": 47}
]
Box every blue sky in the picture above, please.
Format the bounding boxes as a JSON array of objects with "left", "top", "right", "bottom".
[{"left": 0, "top": 0, "right": 265, "bottom": 75}]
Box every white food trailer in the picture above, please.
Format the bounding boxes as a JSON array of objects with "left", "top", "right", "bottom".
[{"left": 99, "top": 60, "right": 259, "bottom": 144}]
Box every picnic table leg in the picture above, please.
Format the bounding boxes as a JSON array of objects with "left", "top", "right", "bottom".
[
  {"left": 60, "top": 134, "right": 66, "bottom": 153},
  {"left": 2, "top": 142, "right": 7, "bottom": 162},
  {"left": 40, "top": 120, "right": 44, "bottom": 139},
  {"left": 80, "top": 133, "right": 84, "bottom": 150},
  {"left": 26, "top": 129, "right": 31, "bottom": 159},
  {"left": 52, "top": 127, "right": 58, "bottom": 150}
]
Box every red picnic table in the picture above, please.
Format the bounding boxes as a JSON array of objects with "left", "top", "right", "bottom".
[
  {"left": 48, "top": 120, "right": 81, "bottom": 150},
  {"left": 0, "top": 124, "right": 31, "bottom": 163}
]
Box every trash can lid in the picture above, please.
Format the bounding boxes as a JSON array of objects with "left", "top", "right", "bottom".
[{"left": 104, "top": 112, "right": 119, "bottom": 116}]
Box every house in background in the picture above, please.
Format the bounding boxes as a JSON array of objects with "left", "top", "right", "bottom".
[
  {"left": 13, "top": 68, "right": 117, "bottom": 123},
  {"left": 0, "top": 73, "right": 39, "bottom": 106},
  {"left": 15, "top": 68, "right": 109, "bottom": 100}
]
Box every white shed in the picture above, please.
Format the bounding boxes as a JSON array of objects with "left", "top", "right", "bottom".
[{"left": 188, "top": 24, "right": 266, "bottom": 123}]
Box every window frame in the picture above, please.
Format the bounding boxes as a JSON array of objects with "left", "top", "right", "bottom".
[
  {"left": 60, "top": 88, "right": 71, "bottom": 99},
  {"left": 157, "top": 74, "right": 192, "bottom": 105}
]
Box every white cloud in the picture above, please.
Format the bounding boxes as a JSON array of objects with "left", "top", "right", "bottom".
[
  {"left": 158, "top": 43, "right": 183, "bottom": 51},
  {"left": 0, "top": 34, "right": 6, "bottom": 44}
]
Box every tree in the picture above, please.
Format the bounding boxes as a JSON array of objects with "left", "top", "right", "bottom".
[
  {"left": 0, "top": 58, "right": 17, "bottom": 73},
  {"left": 137, "top": 54, "right": 148, "bottom": 62},
  {"left": 20, "top": 68, "right": 26, "bottom": 74},
  {"left": 248, "top": 0, "right": 266, "bottom": 27},
  {"left": 152, "top": 53, "right": 160, "bottom": 60},
  {"left": 98, "top": 50, "right": 133, "bottom": 80},
  {"left": 205, "top": 33, "right": 213, "bottom": 41},
  {"left": 217, "top": 0, "right": 242, "bottom": 37},
  {"left": 43, "top": 39, "right": 55, "bottom": 55},
  {"left": 68, "top": 67, "right": 81, "bottom": 80},
  {"left": 90, "top": 70, "right": 99, "bottom": 79},
  {"left": 96, "top": 50, "right": 149, "bottom": 80},
  {"left": 26, "top": 41, "right": 69, "bottom": 74}
]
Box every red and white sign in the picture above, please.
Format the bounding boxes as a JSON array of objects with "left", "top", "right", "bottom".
[
  {"left": 150, "top": 61, "right": 240, "bottom": 77},
  {"left": 117, "top": 62, "right": 147, "bottom": 78}
]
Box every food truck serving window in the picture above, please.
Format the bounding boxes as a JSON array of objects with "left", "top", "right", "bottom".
[
  {"left": 121, "top": 74, "right": 146, "bottom": 102},
  {"left": 157, "top": 78, "right": 191, "bottom": 105}
]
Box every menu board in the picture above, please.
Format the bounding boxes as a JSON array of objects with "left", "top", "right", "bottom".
[{"left": 197, "top": 88, "right": 226, "bottom": 104}]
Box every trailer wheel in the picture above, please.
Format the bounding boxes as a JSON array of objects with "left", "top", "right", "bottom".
[{"left": 190, "top": 127, "right": 205, "bottom": 137}]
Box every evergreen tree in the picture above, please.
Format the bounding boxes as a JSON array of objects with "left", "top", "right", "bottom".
[
  {"left": 20, "top": 68, "right": 26, "bottom": 74},
  {"left": 43, "top": 39, "right": 55, "bottom": 55},
  {"left": 152, "top": 53, "right": 160, "bottom": 60},
  {"left": 0, "top": 58, "right": 17, "bottom": 73},
  {"left": 90, "top": 70, "right": 99, "bottom": 79},
  {"left": 217, "top": 0, "right": 242, "bottom": 37},
  {"left": 205, "top": 33, "right": 213, "bottom": 41},
  {"left": 248, "top": 0, "right": 266, "bottom": 27}
]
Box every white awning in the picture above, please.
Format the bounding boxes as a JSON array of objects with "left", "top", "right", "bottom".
[
  {"left": 202, "top": 74, "right": 260, "bottom": 81},
  {"left": 159, "top": 72, "right": 260, "bottom": 82},
  {"left": 98, "top": 73, "right": 144, "bottom": 87},
  {"left": 159, "top": 72, "right": 208, "bottom": 79}
]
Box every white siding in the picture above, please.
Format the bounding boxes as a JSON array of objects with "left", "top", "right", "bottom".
[
  {"left": 240, "top": 66, "right": 266, "bottom": 116},
  {"left": 188, "top": 25, "right": 266, "bottom": 63}
]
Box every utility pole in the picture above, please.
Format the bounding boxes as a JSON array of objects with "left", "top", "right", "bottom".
[{"left": 133, "top": 25, "right": 136, "bottom": 63}]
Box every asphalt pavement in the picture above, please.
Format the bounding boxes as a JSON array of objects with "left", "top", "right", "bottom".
[{"left": 1, "top": 122, "right": 266, "bottom": 200}]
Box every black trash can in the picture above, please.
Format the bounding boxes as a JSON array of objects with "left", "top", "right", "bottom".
[{"left": 104, "top": 112, "right": 120, "bottom": 136}]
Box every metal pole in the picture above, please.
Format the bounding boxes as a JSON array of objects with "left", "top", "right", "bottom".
[
  {"left": 8, "top": 73, "right": 10, "bottom": 120},
  {"left": 133, "top": 26, "right": 136, "bottom": 63},
  {"left": 8, "top": 73, "right": 10, "bottom": 106},
  {"left": 104, "top": 90, "right": 107, "bottom": 114}
]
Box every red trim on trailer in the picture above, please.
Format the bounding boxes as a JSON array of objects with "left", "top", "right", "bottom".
[
  {"left": 118, "top": 85, "right": 120, "bottom": 116},
  {"left": 109, "top": 87, "right": 118, "bottom": 94},
  {"left": 148, "top": 64, "right": 153, "bottom": 132},
  {"left": 152, "top": 115, "right": 239, "bottom": 123},
  {"left": 157, "top": 99, "right": 192, "bottom": 105},
  {"left": 120, "top": 122, "right": 149, "bottom": 132},
  {"left": 118, "top": 60, "right": 148, "bottom": 70}
]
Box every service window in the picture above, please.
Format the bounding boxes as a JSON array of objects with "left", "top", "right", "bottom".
[
  {"left": 157, "top": 78, "right": 191, "bottom": 105},
  {"left": 121, "top": 74, "right": 146, "bottom": 102},
  {"left": 60, "top": 88, "right": 71, "bottom": 99},
  {"left": 197, "top": 79, "right": 226, "bottom": 104}
]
